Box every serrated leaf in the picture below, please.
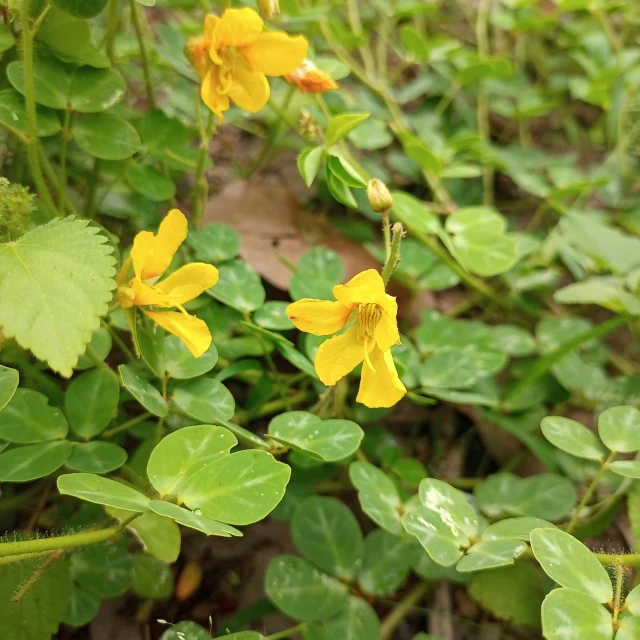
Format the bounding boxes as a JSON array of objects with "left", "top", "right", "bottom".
[{"left": 0, "top": 219, "right": 116, "bottom": 377}]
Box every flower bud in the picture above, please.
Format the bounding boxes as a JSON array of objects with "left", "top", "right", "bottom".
[
  {"left": 258, "top": 0, "right": 280, "bottom": 19},
  {"left": 367, "top": 178, "right": 393, "bottom": 212},
  {"left": 284, "top": 59, "right": 338, "bottom": 94},
  {"left": 185, "top": 34, "right": 210, "bottom": 80}
]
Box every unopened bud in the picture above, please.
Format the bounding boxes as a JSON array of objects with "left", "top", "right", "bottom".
[
  {"left": 258, "top": 0, "right": 279, "bottom": 19},
  {"left": 176, "top": 560, "right": 203, "bottom": 601},
  {"left": 367, "top": 178, "right": 393, "bottom": 212},
  {"left": 284, "top": 59, "right": 338, "bottom": 94}
]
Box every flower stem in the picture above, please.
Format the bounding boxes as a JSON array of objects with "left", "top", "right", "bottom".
[
  {"left": 612, "top": 562, "right": 624, "bottom": 624},
  {"left": 566, "top": 450, "right": 616, "bottom": 534},
  {"left": 192, "top": 108, "right": 216, "bottom": 228},
  {"left": 382, "top": 209, "right": 391, "bottom": 262},
  {"left": 380, "top": 582, "right": 430, "bottom": 640},
  {"left": 130, "top": 0, "right": 155, "bottom": 108}
]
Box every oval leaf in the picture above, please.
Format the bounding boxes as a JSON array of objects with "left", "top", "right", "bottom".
[
  {"left": 66, "top": 441, "right": 127, "bottom": 474},
  {"left": 598, "top": 406, "right": 640, "bottom": 453},
  {"left": 0, "top": 440, "right": 73, "bottom": 482},
  {"left": 173, "top": 378, "right": 235, "bottom": 422},
  {"left": 57, "top": 473, "right": 150, "bottom": 512},
  {"left": 541, "top": 416, "right": 605, "bottom": 460}
]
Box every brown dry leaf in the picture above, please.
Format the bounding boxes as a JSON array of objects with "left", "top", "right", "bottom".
[{"left": 203, "top": 179, "right": 378, "bottom": 291}]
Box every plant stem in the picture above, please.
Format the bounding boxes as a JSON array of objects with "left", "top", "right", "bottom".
[
  {"left": 613, "top": 562, "right": 624, "bottom": 624},
  {"left": 102, "top": 412, "right": 153, "bottom": 438},
  {"left": 382, "top": 209, "right": 391, "bottom": 262},
  {"left": 566, "top": 450, "right": 616, "bottom": 534},
  {"left": 19, "top": 0, "right": 59, "bottom": 216},
  {"left": 13, "top": 551, "right": 62, "bottom": 602},
  {"left": 102, "top": 320, "right": 138, "bottom": 365},
  {"left": 235, "top": 390, "right": 311, "bottom": 425},
  {"left": 106, "top": 0, "right": 119, "bottom": 63},
  {"left": 380, "top": 582, "right": 430, "bottom": 640},
  {"left": 346, "top": 0, "right": 376, "bottom": 76},
  {"left": 130, "top": 0, "right": 155, "bottom": 108},
  {"left": 192, "top": 108, "right": 215, "bottom": 228},
  {"left": 265, "top": 623, "right": 307, "bottom": 640},
  {"left": 38, "top": 144, "right": 75, "bottom": 214},
  {"left": 476, "top": 0, "right": 493, "bottom": 205},
  {"left": 59, "top": 107, "right": 71, "bottom": 193},
  {"left": 381, "top": 223, "right": 403, "bottom": 285},
  {"left": 85, "top": 157, "right": 101, "bottom": 216}
]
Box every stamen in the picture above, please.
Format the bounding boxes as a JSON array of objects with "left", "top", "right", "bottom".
[
  {"left": 363, "top": 335, "right": 376, "bottom": 373},
  {"left": 176, "top": 303, "right": 190, "bottom": 316}
]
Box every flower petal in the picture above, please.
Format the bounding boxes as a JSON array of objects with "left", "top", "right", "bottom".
[
  {"left": 375, "top": 301, "right": 400, "bottom": 351},
  {"left": 212, "top": 7, "right": 263, "bottom": 51},
  {"left": 130, "top": 278, "right": 174, "bottom": 307},
  {"left": 143, "top": 310, "right": 212, "bottom": 358},
  {"left": 314, "top": 326, "right": 366, "bottom": 386},
  {"left": 356, "top": 347, "right": 406, "bottom": 408},
  {"left": 228, "top": 64, "right": 270, "bottom": 113},
  {"left": 156, "top": 263, "right": 220, "bottom": 305},
  {"left": 333, "top": 269, "right": 389, "bottom": 309},
  {"left": 131, "top": 209, "right": 188, "bottom": 281},
  {"left": 204, "top": 14, "right": 218, "bottom": 42},
  {"left": 242, "top": 32, "right": 308, "bottom": 77},
  {"left": 287, "top": 299, "right": 351, "bottom": 336},
  {"left": 201, "top": 67, "right": 230, "bottom": 121}
]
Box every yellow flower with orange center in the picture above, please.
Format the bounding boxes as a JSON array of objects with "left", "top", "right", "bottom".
[
  {"left": 116, "top": 209, "right": 218, "bottom": 358},
  {"left": 186, "top": 7, "right": 308, "bottom": 121},
  {"left": 284, "top": 59, "right": 338, "bottom": 94},
  {"left": 286, "top": 269, "right": 406, "bottom": 408}
]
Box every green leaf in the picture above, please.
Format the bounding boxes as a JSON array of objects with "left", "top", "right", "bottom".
[
  {"left": 598, "top": 406, "right": 640, "bottom": 452},
  {"left": 66, "top": 441, "right": 127, "bottom": 474},
  {"left": 208, "top": 260, "right": 265, "bottom": 313},
  {"left": 530, "top": 528, "right": 612, "bottom": 603},
  {"left": 326, "top": 113, "right": 369, "bottom": 146},
  {"left": 57, "top": 472, "right": 150, "bottom": 512},
  {"left": 0, "top": 23, "right": 16, "bottom": 52},
  {"left": 313, "top": 596, "right": 380, "bottom": 640},
  {"left": 76, "top": 328, "right": 112, "bottom": 370},
  {"left": 7, "top": 59, "right": 72, "bottom": 109},
  {"left": 0, "top": 218, "right": 116, "bottom": 377},
  {"left": 265, "top": 555, "right": 348, "bottom": 621},
  {"left": 0, "top": 90, "right": 62, "bottom": 137},
  {"left": 186, "top": 224, "right": 240, "bottom": 264},
  {"left": 65, "top": 368, "right": 119, "bottom": 439},
  {"left": 292, "top": 496, "right": 363, "bottom": 581},
  {"left": 0, "top": 555, "right": 71, "bottom": 640},
  {"left": 126, "top": 164, "right": 176, "bottom": 202},
  {"left": 173, "top": 378, "right": 235, "bottom": 422},
  {"left": 64, "top": 587, "right": 100, "bottom": 627},
  {"left": 290, "top": 247, "right": 343, "bottom": 301},
  {"left": 468, "top": 564, "right": 543, "bottom": 628},
  {"left": 119, "top": 364, "right": 168, "bottom": 417},
  {"left": 358, "top": 530, "right": 416, "bottom": 596},
  {"left": 0, "top": 388, "right": 68, "bottom": 443},
  {"left": 487, "top": 324, "right": 536, "bottom": 357},
  {"left": 445, "top": 207, "right": 506, "bottom": 235},
  {"left": 326, "top": 168, "right": 357, "bottom": 208},
  {"left": 51, "top": 0, "right": 108, "bottom": 17},
  {"left": 178, "top": 450, "right": 290, "bottom": 525},
  {"left": 349, "top": 461, "right": 403, "bottom": 535},
  {"left": 608, "top": 460, "right": 640, "bottom": 478},
  {"left": 253, "top": 301, "right": 294, "bottom": 330},
  {"left": 617, "top": 616, "right": 640, "bottom": 640},
  {"left": 0, "top": 440, "right": 73, "bottom": 482},
  {"left": 149, "top": 500, "right": 241, "bottom": 537},
  {"left": 625, "top": 584, "right": 640, "bottom": 615},
  {"left": 403, "top": 479, "right": 480, "bottom": 566},
  {"left": 69, "top": 67, "right": 126, "bottom": 113},
  {"left": 541, "top": 588, "right": 612, "bottom": 640},
  {"left": 400, "top": 135, "right": 442, "bottom": 174},
  {"left": 481, "top": 517, "right": 556, "bottom": 542},
  {"left": 73, "top": 114, "right": 141, "bottom": 160},
  {"left": 298, "top": 146, "right": 325, "bottom": 187},
  {"left": 164, "top": 335, "right": 218, "bottom": 379},
  {"left": 327, "top": 153, "right": 367, "bottom": 188},
  {"left": 400, "top": 25, "right": 429, "bottom": 59},
  {"left": 161, "top": 621, "right": 215, "bottom": 640},
  {"left": 420, "top": 349, "right": 478, "bottom": 389},
  {"left": 209, "top": 415, "right": 270, "bottom": 451},
  {"left": 132, "top": 553, "right": 173, "bottom": 599},
  {"left": 147, "top": 425, "right": 237, "bottom": 496},
  {"left": 541, "top": 416, "right": 606, "bottom": 460},
  {"left": 70, "top": 542, "right": 133, "bottom": 599},
  {"left": 269, "top": 412, "right": 363, "bottom": 462},
  {"left": 37, "top": 9, "right": 91, "bottom": 60},
  {"left": 452, "top": 231, "right": 517, "bottom": 277},
  {"left": 391, "top": 190, "right": 441, "bottom": 234},
  {"left": 0, "top": 365, "right": 19, "bottom": 411},
  {"left": 456, "top": 539, "right": 527, "bottom": 572}
]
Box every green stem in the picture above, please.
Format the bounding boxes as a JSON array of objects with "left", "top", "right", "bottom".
[
  {"left": 130, "top": 0, "right": 155, "bottom": 108},
  {"left": 382, "top": 209, "right": 391, "bottom": 262},
  {"left": 476, "top": 0, "right": 493, "bottom": 205},
  {"left": 346, "top": 0, "right": 376, "bottom": 76},
  {"left": 59, "top": 107, "right": 71, "bottom": 192},
  {"left": 85, "top": 157, "right": 101, "bottom": 217},
  {"left": 265, "top": 623, "right": 307, "bottom": 640},
  {"left": 13, "top": 551, "right": 62, "bottom": 602},
  {"left": 566, "top": 450, "right": 616, "bottom": 534},
  {"left": 102, "top": 412, "right": 152, "bottom": 438},
  {"left": 102, "top": 321, "right": 138, "bottom": 365},
  {"left": 192, "top": 109, "right": 215, "bottom": 228},
  {"left": 380, "top": 582, "right": 430, "bottom": 640},
  {"left": 613, "top": 563, "right": 624, "bottom": 623},
  {"left": 19, "top": 0, "right": 59, "bottom": 216},
  {"left": 38, "top": 144, "right": 75, "bottom": 214},
  {"left": 106, "top": 0, "right": 119, "bottom": 63},
  {"left": 381, "top": 223, "right": 403, "bottom": 285},
  {"left": 235, "top": 390, "right": 311, "bottom": 425}
]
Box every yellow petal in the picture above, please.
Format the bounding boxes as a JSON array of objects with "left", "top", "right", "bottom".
[
  {"left": 204, "top": 14, "right": 218, "bottom": 42},
  {"left": 228, "top": 65, "right": 270, "bottom": 113},
  {"left": 375, "top": 301, "right": 400, "bottom": 351},
  {"left": 130, "top": 278, "right": 174, "bottom": 307},
  {"left": 314, "top": 326, "right": 366, "bottom": 386},
  {"left": 333, "top": 269, "right": 390, "bottom": 310},
  {"left": 212, "top": 7, "right": 263, "bottom": 51},
  {"left": 131, "top": 209, "right": 188, "bottom": 281},
  {"left": 201, "top": 67, "right": 230, "bottom": 121},
  {"left": 143, "top": 310, "right": 212, "bottom": 358},
  {"left": 242, "top": 32, "right": 308, "bottom": 76},
  {"left": 156, "top": 263, "right": 219, "bottom": 305},
  {"left": 286, "top": 299, "right": 351, "bottom": 336},
  {"left": 356, "top": 347, "right": 406, "bottom": 408}
]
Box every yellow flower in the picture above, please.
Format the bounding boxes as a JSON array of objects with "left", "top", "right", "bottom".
[
  {"left": 284, "top": 59, "right": 338, "bottom": 94},
  {"left": 286, "top": 269, "right": 406, "bottom": 408},
  {"left": 186, "top": 7, "right": 308, "bottom": 121},
  {"left": 116, "top": 209, "right": 219, "bottom": 358}
]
